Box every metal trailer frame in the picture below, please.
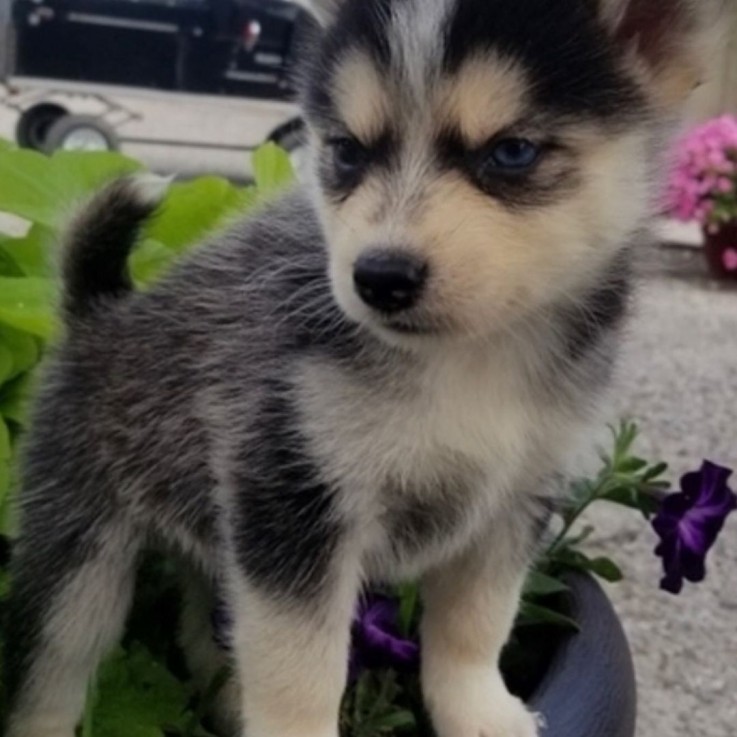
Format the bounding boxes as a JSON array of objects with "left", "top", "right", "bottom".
[{"left": 0, "top": 75, "right": 298, "bottom": 153}]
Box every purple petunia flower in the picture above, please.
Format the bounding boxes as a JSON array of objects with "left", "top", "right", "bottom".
[
  {"left": 349, "top": 594, "right": 420, "bottom": 681},
  {"left": 652, "top": 461, "right": 736, "bottom": 595}
]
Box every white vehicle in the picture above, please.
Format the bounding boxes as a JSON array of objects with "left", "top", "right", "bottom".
[{"left": 0, "top": 0, "right": 307, "bottom": 175}]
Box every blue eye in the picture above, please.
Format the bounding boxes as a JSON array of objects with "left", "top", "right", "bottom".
[
  {"left": 329, "top": 137, "right": 368, "bottom": 174},
  {"left": 488, "top": 138, "right": 541, "bottom": 170}
]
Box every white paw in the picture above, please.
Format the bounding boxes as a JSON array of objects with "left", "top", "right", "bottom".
[
  {"left": 477, "top": 694, "right": 540, "bottom": 737},
  {"left": 426, "top": 668, "right": 540, "bottom": 737}
]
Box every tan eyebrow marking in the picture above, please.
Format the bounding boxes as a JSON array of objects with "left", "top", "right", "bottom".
[
  {"left": 333, "top": 52, "right": 391, "bottom": 143},
  {"left": 437, "top": 54, "right": 530, "bottom": 147}
]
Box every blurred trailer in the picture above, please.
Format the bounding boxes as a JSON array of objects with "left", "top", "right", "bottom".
[{"left": 0, "top": 0, "right": 308, "bottom": 163}]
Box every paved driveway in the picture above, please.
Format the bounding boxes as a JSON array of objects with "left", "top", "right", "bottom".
[{"left": 597, "top": 269, "right": 736, "bottom": 737}]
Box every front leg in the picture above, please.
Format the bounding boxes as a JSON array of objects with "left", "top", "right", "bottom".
[
  {"left": 223, "top": 425, "right": 360, "bottom": 737},
  {"left": 421, "top": 512, "right": 541, "bottom": 737},
  {"left": 228, "top": 568, "right": 359, "bottom": 737}
]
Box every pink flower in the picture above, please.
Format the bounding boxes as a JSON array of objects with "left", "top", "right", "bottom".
[
  {"left": 723, "top": 248, "right": 737, "bottom": 271},
  {"left": 718, "top": 178, "right": 733, "bottom": 193},
  {"left": 664, "top": 115, "right": 737, "bottom": 225}
]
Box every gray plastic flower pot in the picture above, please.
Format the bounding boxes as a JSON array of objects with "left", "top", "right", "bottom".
[{"left": 528, "top": 572, "right": 637, "bottom": 737}]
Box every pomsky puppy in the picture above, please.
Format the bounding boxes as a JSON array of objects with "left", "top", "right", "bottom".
[{"left": 4, "top": 1, "right": 717, "bottom": 736}]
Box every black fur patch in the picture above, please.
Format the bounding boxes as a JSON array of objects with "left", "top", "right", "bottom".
[
  {"left": 63, "top": 177, "right": 159, "bottom": 319},
  {"left": 231, "top": 383, "right": 342, "bottom": 600},
  {"left": 318, "top": 132, "right": 398, "bottom": 203},
  {"left": 444, "top": 0, "right": 645, "bottom": 124},
  {"left": 387, "top": 493, "right": 464, "bottom": 557},
  {"left": 561, "top": 253, "right": 632, "bottom": 361},
  {"left": 305, "top": 0, "right": 646, "bottom": 134},
  {"left": 302, "top": 0, "right": 396, "bottom": 123}
]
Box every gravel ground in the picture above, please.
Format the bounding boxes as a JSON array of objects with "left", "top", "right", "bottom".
[{"left": 593, "top": 264, "right": 737, "bottom": 737}]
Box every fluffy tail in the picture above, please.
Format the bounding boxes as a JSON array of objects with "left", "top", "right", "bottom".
[{"left": 62, "top": 174, "right": 170, "bottom": 319}]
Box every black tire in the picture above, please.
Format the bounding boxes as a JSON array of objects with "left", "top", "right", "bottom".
[
  {"left": 15, "top": 104, "right": 68, "bottom": 150},
  {"left": 42, "top": 115, "right": 120, "bottom": 154}
]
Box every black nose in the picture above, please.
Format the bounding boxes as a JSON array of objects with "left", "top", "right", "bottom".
[{"left": 353, "top": 250, "right": 427, "bottom": 313}]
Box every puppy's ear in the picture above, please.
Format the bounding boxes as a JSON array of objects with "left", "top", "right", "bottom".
[
  {"left": 295, "top": 0, "right": 344, "bottom": 26},
  {"left": 599, "top": 0, "right": 724, "bottom": 108}
]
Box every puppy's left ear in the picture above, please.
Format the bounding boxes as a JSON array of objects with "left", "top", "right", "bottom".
[{"left": 598, "top": 0, "right": 725, "bottom": 108}]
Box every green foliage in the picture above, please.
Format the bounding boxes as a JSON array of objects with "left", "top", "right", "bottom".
[
  {"left": 342, "top": 672, "right": 418, "bottom": 737},
  {"left": 85, "top": 644, "right": 213, "bottom": 737},
  {"left": 0, "top": 137, "right": 294, "bottom": 735}
]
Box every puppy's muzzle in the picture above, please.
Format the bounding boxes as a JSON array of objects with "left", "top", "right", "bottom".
[{"left": 353, "top": 249, "right": 427, "bottom": 313}]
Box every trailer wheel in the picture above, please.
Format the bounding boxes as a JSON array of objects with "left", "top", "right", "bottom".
[
  {"left": 42, "top": 115, "right": 120, "bottom": 154},
  {"left": 15, "top": 104, "right": 68, "bottom": 150}
]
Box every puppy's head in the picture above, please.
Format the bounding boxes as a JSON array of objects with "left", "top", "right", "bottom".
[{"left": 300, "top": 0, "right": 717, "bottom": 345}]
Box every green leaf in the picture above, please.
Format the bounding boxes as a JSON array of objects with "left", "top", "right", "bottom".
[
  {"left": 0, "top": 459, "right": 9, "bottom": 496},
  {"left": 371, "top": 709, "right": 417, "bottom": 731},
  {"left": 585, "top": 556, "right": 624, "bottom": 583},
  {"left": 524, "top": 570, "right": 570, "bottom": 597},
  {"left": 0, "top": 325, "right": 41, "bottom": 380},
  {"left": 144, "top": 178, "right": 245, "bottom": 252},
  {"left": 600, "top": 484, "right": 641, "bottom": 510},
  {"left": 601, "top": 482, "right": 662, "bottom": 519},
  {"left": 91, "top": 644, "right": 193, "bottom": 737},
  {"left": 0, "top": 148, "right": 73, "bottom": 226},
  {"left": 0, "top": 147, "right": 139, "bottom": 228},
  {"left": 0, "top": 225, "right": 55, "bottom": 277},
  {"left": 517, "top": 601, "right": 579, "bottom": 631},
  {"left": 397, "top": 582, "right": 420, "bottom": 637},
  {"left": 0, "top": 418, "right": 9, "bottom": 460},
  {"left": 0, "top": 241, "right": 25, "bottom": 276},
  {"left": 49, "top": 150, "right": 141, "bottom": 194},
  {"left": 0, "top": 344, "right": 12, "bottom": 385},
  {"left": 552, "top": 548, "right": 624, "bottom": 583},
  {"left": 0, "top": 373, "right": 34, "bottom": 427},
  {"left": 130, "top": 239, "right": 177, "bottom": 286},
  {"left": 642, "top": 462, "right": 668, "bottom": 483},
  {"left": 0, "top": 277, "right": 58, "bottom": 338},
  {"left": 618, "top": 457, "right": 648, "bottom": 474},
  {"left": 252, "top": 142, "right": 294, "bottom": 196}
]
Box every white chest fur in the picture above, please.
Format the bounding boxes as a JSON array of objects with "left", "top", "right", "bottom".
[{"left": 295, "top": 341, "right": 586, "bottom": 579}]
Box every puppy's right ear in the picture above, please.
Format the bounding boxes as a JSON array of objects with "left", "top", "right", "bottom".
[
  {"left": 597, "top": 0, "right": 725, "bottom": 109},
  {"left": 296, "top": 0, "right": 344, "bottom": 26}
]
